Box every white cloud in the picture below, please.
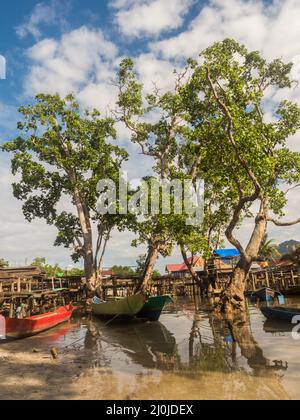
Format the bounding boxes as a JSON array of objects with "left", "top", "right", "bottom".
[
  {"left": 16, "top": 0, "right": 69, "bottom": 40},
  {"left": 24, "top": 28, "right": 183, "bottom": 114},
  {"left": 9, "top": 0, "right": 300, "bottom": 268},
  {"left": 111, "top": 0, "right": 195, "bottom": 38},
  {"left": 151, "top": 0, "right": 300, "bottom": 62},
  {"left": 135, "top": 52, "right": 178, "bottom": 92},
  {"left": 25, "top": 26, "right": 118, "bottom": 109}
]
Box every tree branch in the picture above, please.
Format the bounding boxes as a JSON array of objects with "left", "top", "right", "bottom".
[
  {"left": 268, "top": 217, "right": 300, "bottom": 227},
  {"left": 206, "top": 68, "right": 261, "bottom": 195},
  {"left": 284, "top": 184, "right": 300, "bottom": 196}
]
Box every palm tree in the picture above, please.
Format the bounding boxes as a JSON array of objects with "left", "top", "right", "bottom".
[{"left": 258, "top": 234, "right": 280, "bottom": 261}]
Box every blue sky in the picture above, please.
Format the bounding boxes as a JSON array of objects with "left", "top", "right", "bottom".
[
  {"left": 0, "top": 0, "right": 202, "bottom": 107},
  {"left": 1, "top": 0, "right": 300, "bottom": 269}
]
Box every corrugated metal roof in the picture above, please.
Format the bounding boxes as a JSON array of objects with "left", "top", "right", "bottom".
[{"left": 214, "top": 249, "right": 240, "bottom": 258}]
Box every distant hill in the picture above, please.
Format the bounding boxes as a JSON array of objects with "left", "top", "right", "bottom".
[{"left": 278, "top": 240, "right": 300, "bottom": 256}]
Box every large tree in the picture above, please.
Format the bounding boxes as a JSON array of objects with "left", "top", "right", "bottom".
[
  {"left": 116, "top": 59, "right": 183, "bottom": 290},
  {"left": 180, "top": 39, "right": 300, "bottom": 313},
  {"left": 2, "top": 94, "right": 128, "bottom": 289},
  {"left": 116, "top": 59, "right": 212, "bottom": 292}
]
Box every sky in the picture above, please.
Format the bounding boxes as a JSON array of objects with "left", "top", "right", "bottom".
[{"left": 1, "top": 0, "right": 300, "bottom": 271}]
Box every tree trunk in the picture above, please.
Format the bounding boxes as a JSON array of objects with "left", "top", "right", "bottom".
[
  {"left": 72, "top": 180, "right": 95, "bottom": 290},
  {"left": 215, "top": 258, "right": 252, "bottom": 314},
  {"left": 218, "top": 200, "right": 268, "bottom": 314},
  {"left": 227, "top": 317, "right": 270, "bottom": 374},
  {"left": 81, "top": 219, "right": 95, "bottom": 290},
  {"left": 95, "top": 235, "right": 110, "bottom": 299},
  {"left": 135, "top": 244, "right": 159, "bottom": 293},
  {"left": 180, "top": 245, "right": 202, "bottom": 287}
]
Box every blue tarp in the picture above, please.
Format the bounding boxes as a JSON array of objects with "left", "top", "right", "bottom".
[{"left": 214, "top": 249, "right": 240, "bottom": 258}]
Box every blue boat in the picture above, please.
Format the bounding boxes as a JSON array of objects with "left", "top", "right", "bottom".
[
  {"left": 137, "top": 295, "right": 174, "bottom": 321},
  {"left": 250, "top": 287, "right": 284, "bottom": 303},
  {"left": 261, "top": 305, "right": 300, "bottom": 323}
]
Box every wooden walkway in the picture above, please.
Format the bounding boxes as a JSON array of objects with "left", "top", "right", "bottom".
[{"left": 1, "top": 265, "right": 300, "bottom": 303}]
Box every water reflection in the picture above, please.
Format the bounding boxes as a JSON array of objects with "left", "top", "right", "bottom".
[
  {"left": 1, "top": 299, "right": 299, "bottom": 399},
  {"left": 210, "top": 316, "right": 288, "bottom": 374},
  {"left": 79, "top": 310, "right": 288, "bottom": 378},
  {"left": 85, "top": 319, "right": 179, "bottom": 370}
]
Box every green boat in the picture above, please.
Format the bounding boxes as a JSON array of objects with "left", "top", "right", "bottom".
[
  {"left": 137, "top": 295, "right": 174, "bottom": 321},
  {"left": 92, "top": 293, "right": 147, "bottom": 318}
]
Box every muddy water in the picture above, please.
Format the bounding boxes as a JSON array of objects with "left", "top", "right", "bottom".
[{"left": 1, "top": 297, "right": 300, "bottom": 400}]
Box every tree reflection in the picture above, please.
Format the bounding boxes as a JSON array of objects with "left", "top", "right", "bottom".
[
  {"left": 83, "top": 312, "right": 288, "bottom": 377},
  {"left": 208, "top": 315, "right": 288, "bottom": 375}
]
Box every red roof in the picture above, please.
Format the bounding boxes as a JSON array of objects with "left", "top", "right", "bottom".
[
  {"left": 268, "top": 259, "right": 294, "bottom": 268},
  {"left": 166, "top": 256, "right": 204, "bottom": 273},
  {"left": 100, "top": 270, "right": 115, "bottom": 277}
]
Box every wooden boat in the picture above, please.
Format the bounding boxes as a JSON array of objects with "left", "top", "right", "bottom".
[
  {"left": 261, "top": 305, "right": 300, "bottom": 323},
  {"left": 92, "top": 294, "right": 146, "bottom": 318},
  {"left": 137, "top": 295, "right": 174, "bottom": 321},
  {"left": 250, "top": 287, "right": 283, "bottom": 303},
  {"left": 4, "top": 304, "right": 74, "bottom": 339}
]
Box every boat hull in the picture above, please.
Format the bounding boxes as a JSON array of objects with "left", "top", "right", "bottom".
[
  {"left": 261, "top": 305, "right": 300, "bottom": 323},
  {"left": 92, "top": 294, "right": 146, "bottom": 318},
  {"left": 250, "top": 287, "right": 283, "bottom": 303},
  {"left": 137, "top": 295, "right": 174, "bottom": 321},
  {"left": 5, "top": 305, "right": 74, "bottom": 339}
]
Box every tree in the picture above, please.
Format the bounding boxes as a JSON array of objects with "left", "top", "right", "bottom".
[
  {"left": 128, "top": 179, "right": 176, "bottom": 292},
  {"left": 31, "top": 257, "right": 63, "bottom": 277},
  {"left": 116, "top": 60, "right": 211, "bottom": 292},
  {"left": 116, "top": 59, "right": 184, "bottom": 291},
  {"left": 135, "top": 255, "right": 147, "bottom": 275},
  {"left": 2, "top": 94, "right": 128, "bottom": 289},
  {"left": 180, "top": 39, "right": 300, "bottom": 313},
  {"left": 66, "top": 267, "right": 84, "bottom": 277},
  {"left": 258, "top": 234, "right": 280, "bottom": 261},
  {"left": 135, "top": 254, "right": 161, "bottom": 278},
  {"left": 0, "top": 258, "right": 9, "bottom": 268},
  {"left": 282, "top": 245, "right": 300, "bottom": 268},
  {"left": 32, "top": 257, "right": 46, "bottom": 267}
]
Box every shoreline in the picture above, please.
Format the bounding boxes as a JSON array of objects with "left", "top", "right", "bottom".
[{"left": 0, "top": 343, "right": 291, "bottom": 400}]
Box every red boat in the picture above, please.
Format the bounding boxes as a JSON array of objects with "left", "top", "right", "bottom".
[{"left": 4, "top": 304, "right": 74, "bottom": 339}]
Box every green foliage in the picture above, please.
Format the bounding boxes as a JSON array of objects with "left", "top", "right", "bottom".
[
  {"left": 178, "top": 39, "right": 300, "bottom": 255},
  {"left": 31, "top": 257, "right": 46, "bottom": 267},
  {"left": 117, "top": 64, "right": 211, "bottom": 261},
  {"left": 0, "top": 258, "right": 9, "bottom": 268},
  {"left": 31, "top": 257, "right": 62, "bottom": 277},
  {"left": 2, "top": 94, "right": 129, "bottom": 273},
  {"left": 110, "top": 265, "right": 136, "bottom": 277},
  {"left": 3, "top": 39, "right": 300, "bottom": 282},
  {"left": 117, "top": 58, "right": 184, "bottom": 179},
  {"left": 31, "top": 257, "right": 84, "bottom": 277},
  {"left": 67, "top": 267, "right": 84, "bottom": 276},
  {"left": 135, "top": 254, "right": 161, "bottom": 278}
]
